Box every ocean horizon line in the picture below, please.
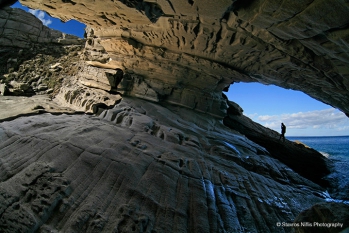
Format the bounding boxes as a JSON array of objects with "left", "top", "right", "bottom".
[{"left": 287, "top": 135, "right": 349, "bottom": 138}]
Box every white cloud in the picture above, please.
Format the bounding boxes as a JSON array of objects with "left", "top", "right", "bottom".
[
  {"left": 256, "top": 108, "right": 349, "bottom": 135},
  {"left": 246, "top": 113, "right": 258, "bottom": 119},
  {"left": 28, "top": 9, "right": 52, "bottom": 26}
]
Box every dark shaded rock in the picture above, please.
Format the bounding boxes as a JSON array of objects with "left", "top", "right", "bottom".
[
  {"left": 226, "top": 100, "right": 243, "bottom": 116},
  {"left": 223, "top": 103, "right": 331, "bottom": 187},
  {"left": 0, "top": 0, "right": 17, "bottom": 9},
  {"left": 294, "top": 202, "right": 349, "bottom": 233}
]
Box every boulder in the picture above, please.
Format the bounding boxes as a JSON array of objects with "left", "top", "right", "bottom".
[
  {"left": 49, "top": 62, "right": 63, "bottom": 72},
  {"left": 10, "top": 80, "right": 29, "bottom": 91},
  {"left": 0, "top": 83, "right": 7, "bottom": 95},
  {"left": 37, "top": 84, "right": 48, "bottom": 91}
]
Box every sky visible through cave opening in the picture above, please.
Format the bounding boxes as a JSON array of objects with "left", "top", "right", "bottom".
[
  {"left": 227, "top": 83, "right": 349, "bottom": 136},
  {"left": 11, "top": 2, "right": 349, "bottom": 137},
  {"left": 11, "top": 2, "right": 86, "bottom": 38}
]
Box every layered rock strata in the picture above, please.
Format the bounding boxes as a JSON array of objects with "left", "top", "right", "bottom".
[
  {"left": 0, "top": 7, "right": 86, "bottom": 96},
  {"left": 18, "top": 0, "right": 349, "bottom": 117},
  {"left": 0, "top": 98, "right": 331, "bottom": 232},
  {"left": 0, "top": 95, "right": 75, "bottom": 122},
  {"left": 0, "top": 7, "right": 83, "bottom": 48},
  {"left": 0, "top": 7, "right": 119, "bottom": 112}
]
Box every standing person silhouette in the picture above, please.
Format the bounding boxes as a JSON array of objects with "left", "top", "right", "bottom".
[{"left": 279, "top": 123, "right": 286, "bottom": 142}]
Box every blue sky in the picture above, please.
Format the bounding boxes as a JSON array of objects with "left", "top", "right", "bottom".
[
  {"left": 11, "top": 2, "right": 85, "bottom": 38},
  {"left": 226, "top": 83, "right": 349, "bottom": 136},
  {"left": 11, "top": 2, "right": 349, "bottom": 136}
]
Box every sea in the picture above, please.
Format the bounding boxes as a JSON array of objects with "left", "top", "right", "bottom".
[{"left": 288, "top": 136, "right": 349, "bottom": 202}]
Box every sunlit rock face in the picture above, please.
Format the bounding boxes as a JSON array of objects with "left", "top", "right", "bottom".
[{"left": 19, "top": 0, "right": 349, "bottom": 117}]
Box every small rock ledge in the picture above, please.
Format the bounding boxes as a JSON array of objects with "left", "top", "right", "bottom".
[{"left": 223, "top": 100, "right": 331, "bottom": 187}]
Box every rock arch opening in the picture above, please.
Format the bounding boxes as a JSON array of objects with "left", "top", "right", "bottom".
[
  {"left": 224, "top": 82, "right": 349, "bottom": 137},
  {"left": 10, "top": 1, "right": 86, "bottom": 38}
]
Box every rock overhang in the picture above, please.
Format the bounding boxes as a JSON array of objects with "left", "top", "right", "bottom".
[
  {"left": 0, "top": 3, "right": 345, "bottom": 231},
  {"left": 18, "top": 0, "right": 349, "bottom": 117}
]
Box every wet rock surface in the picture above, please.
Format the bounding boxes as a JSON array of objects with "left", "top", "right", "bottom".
[{"left": 0, "top": 98, "right": 331, "bottom": 232}]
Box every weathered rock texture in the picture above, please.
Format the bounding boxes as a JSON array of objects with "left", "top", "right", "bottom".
[
  {"left": 18, "top": 0, "right": 349, "bottom": 118},
  {"left": 0, "top": 7, "right": 122, "bottom": 113},
  {"left": 0, "top": 95, "right": 75, "bottom": 122},
  {"left": 294, "top": 202, "right": 349, "bottom": 233},
  {"left": 0, "top": 98, "right": 331, "bottom": 232},
  {"left": 0, "top": 2, "right": 347, "bottom": 233}
]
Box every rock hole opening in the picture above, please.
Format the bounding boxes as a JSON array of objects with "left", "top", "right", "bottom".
[
  {"left": 224, "top": 82, "right": 349, "bottom": 137},
  {"left": 11, "top": 2, "right": 86, "bottom": 38}
]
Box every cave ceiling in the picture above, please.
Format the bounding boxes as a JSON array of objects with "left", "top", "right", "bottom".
[{"left": 19, "top": 0, "right": 349, "bottom": 116}]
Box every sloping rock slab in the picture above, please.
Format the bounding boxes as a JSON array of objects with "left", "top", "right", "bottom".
[
  {"left": 223, "top": 101, "right": 331, "bottom": 187},
  {"left": 0, "top": 95, "right": 75, "bottom": 122},
  {"left": 0, "top": 98, "right": 331, "bottom": 232},
  {"left": 294, "top": 202, "right": 349, "bottom": 233}
]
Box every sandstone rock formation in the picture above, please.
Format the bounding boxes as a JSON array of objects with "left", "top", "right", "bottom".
[
  {"left": 0, "top": 1, "right": 348, "bottom": 233},
  {"left": 0, "top": 98, "right": 331, "bottom": 232},
  {"left": 18, "top": 0, "right": 349, "bottom": 118},
  {"left": 0, "top": 95, "right": 76, "bottom": 122}
]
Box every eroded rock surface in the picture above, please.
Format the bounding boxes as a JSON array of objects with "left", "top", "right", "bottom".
[
  {"left": 0, "top": 2, "right": 347, "bottom": 233},
  {"left": 0, "top": 98, "right": 331, "bottom": 232},
  {"left": 18, "top": 0, "right": 349, "bottom": 117}
]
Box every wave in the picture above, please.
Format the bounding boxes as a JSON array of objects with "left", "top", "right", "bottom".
[
  {"left": 320, "top": 151, "right": 330, "bottom": 158},
  {"left": 322, "top": 191, "right": 349, "bottom": 205}
]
